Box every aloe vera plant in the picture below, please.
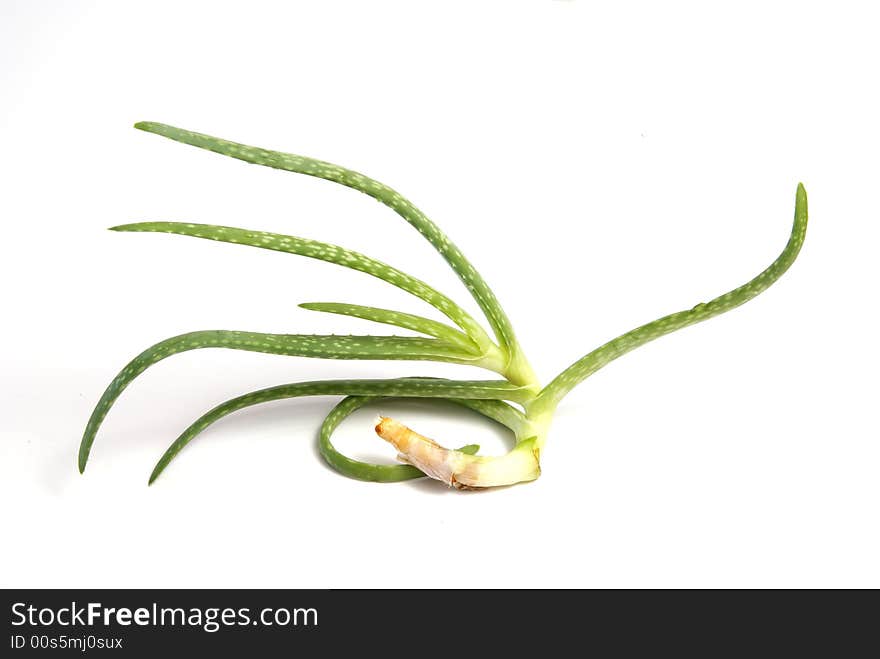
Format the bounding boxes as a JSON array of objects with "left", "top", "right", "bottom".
[{"left": 78, "top": 122, "right": 808, "bottom": 488}]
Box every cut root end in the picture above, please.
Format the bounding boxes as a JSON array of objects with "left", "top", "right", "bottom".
[{"left": 374, "top": 416, "right": 540, "bottom": 489}]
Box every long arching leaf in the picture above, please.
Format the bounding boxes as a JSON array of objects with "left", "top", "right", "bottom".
[
  {"left": 134, "top": 122, "right": 527, "bottom": 372},
  {"left": 78, "top": 331, "right": 515, "bottom": 472},
  {"left": 299, "top": 302, "right": 476, "bottom": 351},
  {"left": 111, "top": 221, "right": 492, "bottom": 349},
  {"left": 535, "top": 183, "right": 809, "bottom": 413}
]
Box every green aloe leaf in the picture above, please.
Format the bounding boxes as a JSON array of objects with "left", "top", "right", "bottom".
[
  {"left": 134, "top": 121, "right": 527, "bottom": 373},
  {"left": 317, "top": 396, "right": 482, "bottom": 483},
  {"left": 150, "top": 391, "right": 492, "bottom": 484},
  {"left": 78, "top": 330, "right": 520, "bottom": 473},
  {"left": 111, "top": 221, "right": 493, "bottom": 350},
  {"left": 534, "top": 183, "right": 809, "bottom": 413},
  {"left": 299, "top": 302, "right": 476, "bottom": 352},
  {"left": 145, "top": 379, "right": 532, "bottom": 483}
]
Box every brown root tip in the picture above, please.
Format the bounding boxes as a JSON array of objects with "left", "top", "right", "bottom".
[{"left": 374, "top": 415, "right": 390, "bottom": 435}]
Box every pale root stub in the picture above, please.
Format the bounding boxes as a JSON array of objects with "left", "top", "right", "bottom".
[{"left": 374, "top": 416, "right": 541, "bottom": 489}]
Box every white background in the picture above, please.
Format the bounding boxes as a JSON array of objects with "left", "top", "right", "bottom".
[{"left": 1, "top": 1, "right": 878, "bottom": 588}]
